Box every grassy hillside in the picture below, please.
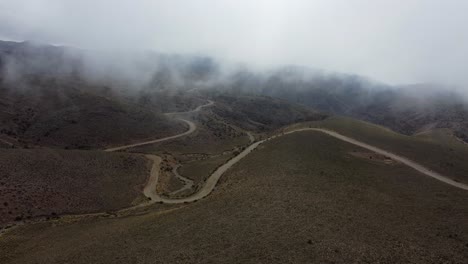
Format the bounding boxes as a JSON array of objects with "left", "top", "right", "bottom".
[
  {"left": 1, "top": 131, "right": 466, "bottom": 263},
  {"left": 0, "top": 148, "right": 150, "bottom": 226},
  {"left": 290, "top": 116, "right": 468, "bottom": 184}
]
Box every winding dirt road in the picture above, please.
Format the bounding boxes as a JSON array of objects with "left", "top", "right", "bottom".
[
  {"left": 109, "top": 100, "right": 467, "bottom": 206},
  {"left": 246, "top": 131, "right": 255, "bottom": 143},
  {"left": 289, "top": 128, "right": 468, "bottom": 191},
  {"left": 104, "top": 100, "right": 213, "bottom": 152},
  {"left": 143, "top": 127, "right": 468, "bottom": 204},
  {"left": 6, "top": 102, "right": 465, "bottom": 236},
  {"left": 143, "top": 139, "right": 266, "bottom": 203}
]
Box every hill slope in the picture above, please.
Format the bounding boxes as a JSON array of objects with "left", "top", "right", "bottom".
[
  {"left": 0, "top": 148, "right": 150, "bottom": 226},
  {"left": 290, "top": 116, "right": 468, "bottom": 184},
  {"left": 1, "top": 131, "right": 467, "bottom": 263}
]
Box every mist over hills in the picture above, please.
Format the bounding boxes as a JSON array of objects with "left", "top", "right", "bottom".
[
  {"left": 1, "top": 40, "right": 468, "bottom": 264},
  {"left": 237, "top": 71, "right": 468, "bottom": 140},
  {"left": 1, "top": 40, "right": 468, "bottom": 144}
]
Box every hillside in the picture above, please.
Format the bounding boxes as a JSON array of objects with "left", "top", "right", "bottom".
[
  {"left": 289, "top": 116, "right": 468, "bottom": 184},
  {"left": 4, "top": 40, "right": 468, "bottom": 145},
  {"left": 352, "top": 86, "right": 468, "bottom": 142},
  {"left": 211, "top": 94, "right": 326, "bottom": 132},
  {"left": 0, "top": 41, "right": 206, "bottom": 149},
  {"left": 218, "top": 66, "right": 468, "bottom": 142},
  {"left": 0, "top": 82, "right": 188, "bottom": 149},
  {"left": 0, "top": 148, "right": 150, "bottom": 226},
  {"left": 122, "top": 95, "right": 325, "bottom": 197},
  {"left": 1, "top": 130, "right": 467, "bottom": 263}
]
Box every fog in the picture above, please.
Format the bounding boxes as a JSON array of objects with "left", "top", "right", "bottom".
[{"left": 1, "top": 0, "right": 468, "bottom": 89}]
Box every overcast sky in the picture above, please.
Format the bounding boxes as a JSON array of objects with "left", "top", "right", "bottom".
[{"left": 1, "top": 0, "right": 467, "bottom": 87}]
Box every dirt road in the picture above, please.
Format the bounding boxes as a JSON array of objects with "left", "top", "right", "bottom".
[
  {"left": 300, "top": 128, "right": 468, "bottom": 191},
  {"left": 142, "top": 139, "right": 265, "bottom": 203},
  {"left": 104, "top": 100, "right": 213, "bottom": 152},
  {"left": 145, "top": 127, "right": 468, "bottom": 204},
  {"left": 109, "top": 101, "right": 467, "bottom": 205}
]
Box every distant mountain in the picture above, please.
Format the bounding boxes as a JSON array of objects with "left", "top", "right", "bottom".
[
  {"left": 217, "top": 66, "right": 468, "bottom": 142},
  {"left": 2, "top": 40, "right": 468, "bottom": 143},
  {"left": 0, "top": 40, "right": 197, "bottom": 148},
  {"left": 0, "top": 41, "right": 324, "bottom": 148}
]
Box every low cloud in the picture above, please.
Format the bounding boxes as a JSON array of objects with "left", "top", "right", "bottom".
[{"left": 1, "top": 0, "right": 468, "bottom": 89}]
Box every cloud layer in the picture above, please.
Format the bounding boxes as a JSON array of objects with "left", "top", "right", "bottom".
[{"left": 1, "top": 0, "right": 467, "bottom": 88}]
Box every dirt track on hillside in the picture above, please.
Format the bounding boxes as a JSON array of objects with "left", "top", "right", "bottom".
[
  {"left": 291, "top": 128, "right": 468, "bottom": 191},
  {"left": 140, "top": 127, "right": 468, "bottom": 204},
  {"left": 104, "top": 100, "right": 213, "bottom": 152},
  {"left": 109, "top": 101, "right": 468, "bottom": 205}
]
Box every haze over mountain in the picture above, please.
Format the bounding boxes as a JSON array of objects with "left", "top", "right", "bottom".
[
  {"left": 2, "top": 0, "right": 468, "bottom": 89},
  {"left": 2, "top": 0, "right": 468, "bottom": 142},
  {"left": 2, "top": 40, "right": 468, "bottom": 144}
]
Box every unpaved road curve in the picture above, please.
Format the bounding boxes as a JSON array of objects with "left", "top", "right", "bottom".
[
  {"left": 144, "top": 127, "right": 468, "bottom": 204},
  {"left": 143, "top": 155, "right": 163, "bottom": 200},
  {"left": 164, "top": 100, "right": 214, "bottom": 116},
  {"left": 246, "top": 131, "right": 255, "bottom": 143},
  {"left": 104, "top": 119, "right": 196, "bottom": 152},
  {"left": 299, "top": 128, "right": 468, "bottom": 191},
  {"left": 104, "top": 100, "right": 213, "bottom": 152},
  {"left": 145, "top": 139, "right": 265, "bottom": 203}
]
